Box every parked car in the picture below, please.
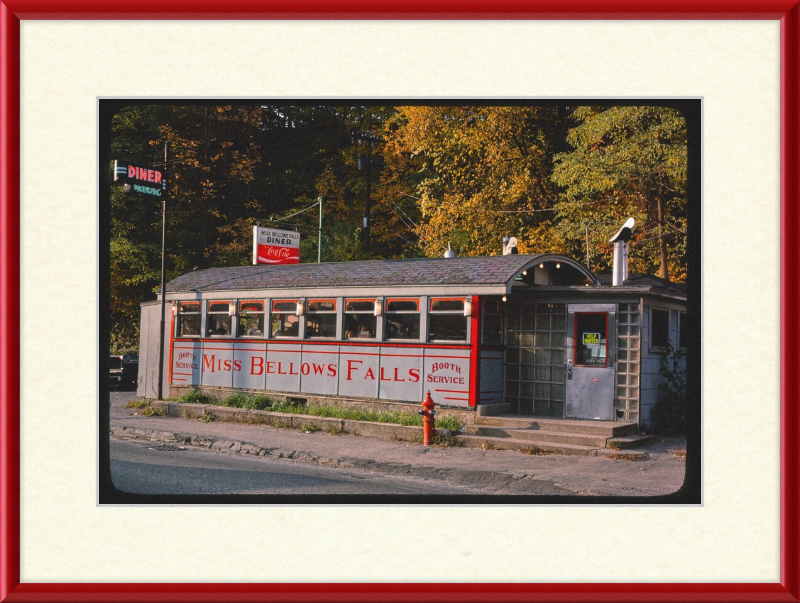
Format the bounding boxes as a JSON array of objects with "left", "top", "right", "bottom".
[{"left": 110, "top": 354, "right": 139, "bottom": 390}]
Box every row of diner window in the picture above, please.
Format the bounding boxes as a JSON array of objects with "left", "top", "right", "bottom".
[{"left": 174, "top": 297, "right": 503, "bottom": 343}]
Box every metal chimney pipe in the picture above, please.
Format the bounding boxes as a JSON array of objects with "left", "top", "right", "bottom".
[
  {"left": 612, "top": 241, "right": 627, "bottom": 286},
  {"left": 609, "top": 218, "right": 635, "bottom": 287}
]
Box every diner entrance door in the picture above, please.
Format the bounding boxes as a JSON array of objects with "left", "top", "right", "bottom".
[{"left": 565, "top": 304, "right": 616, "bottom": 420}]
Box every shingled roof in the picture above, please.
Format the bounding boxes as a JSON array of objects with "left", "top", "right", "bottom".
[{"left": 164, "top": 254, "right": 590, "bottom": 293}]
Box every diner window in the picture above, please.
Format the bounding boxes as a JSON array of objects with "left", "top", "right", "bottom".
[
  {"left": 306, "top": 299, "right": 337, "bottom": 338},
  {"left": 344, "top": 299, "right": 376, "bottom": 339},
  {"left": 177, "top": 301, "right": 201, "bottom": 337},
  {"left": 385, "top": 298, "right": 420, "bottom": 340},
  {"left": 482, "top": 299, "right": 503, "bottom": 345},
  {"left": 238, "top": 300, "right": 264, "bottom": 337},
  {"left": 650, "top": 307, "right": 670, "bottom": 349},
  {"left": 206, "top": 301, "right": 233, "bottom": 337},
  {"left": 679, "top": 311, "right": 687, "bottom": 350},
  {"left": 428, "top": 298, "right": 468, "bottom": 341},
  {"left": 271, "top": 300, "right": 300, "bottom": 337}
]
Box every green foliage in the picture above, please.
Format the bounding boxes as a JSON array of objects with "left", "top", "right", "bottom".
[
  {"left": 551, "top": 106, "right": 688, "bottom": 282},
  {"left": 142, "top": 405, "right": 165, "bottom": 417},
  {"left": 123, "top": 399, "right": 150, "bottom": 409},
  {"left": 176, "top": 390, "right": 214, "bottom": 405},
  {"left": 653, "top": 343, "right": 688, "bottom": 434}
]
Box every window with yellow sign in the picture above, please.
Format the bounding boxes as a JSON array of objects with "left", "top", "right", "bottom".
[{"left": 575, "top": 314, "right": 607, "bottom": 366}]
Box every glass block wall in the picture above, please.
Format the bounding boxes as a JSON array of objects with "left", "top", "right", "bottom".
[
  {"left": 504, "top": 303, "right": 566, "bottom": 416},
  {"left": 616, "top": 303, "right": 641, "bottom": 422}
]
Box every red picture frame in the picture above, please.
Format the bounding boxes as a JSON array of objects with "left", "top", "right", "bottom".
[{"left": 1, "top": 2, "right": 798, "bottom": 602}]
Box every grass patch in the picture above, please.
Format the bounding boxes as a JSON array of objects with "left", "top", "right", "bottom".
[
  {"left": 174, "top": 390, "right": 215, "bottom": 405},
  {"left": 200, "top": 409, "right": 216, "bottom": 423},
  {"left": 141, "top": 405, "right": 164, "bottom": 417},
  {"left": 123, "top": 399, "right": 150, "bottom": 409},
  {"left": 300, "top": 423, "right": 320, "bottom": 433},
  {"left": 174, "top": 392, "right": 464, "bottom": 433},
  {"left": 326, "top": 426, "right": 345, "bottom": 435}
]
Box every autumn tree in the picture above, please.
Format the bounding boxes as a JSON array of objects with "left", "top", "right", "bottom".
[
  {"left": 387, "top": 105, "right": 571, "bottom": 257},
  {"left": 551, "top": 106, "right": 688, "bottom": 281}
]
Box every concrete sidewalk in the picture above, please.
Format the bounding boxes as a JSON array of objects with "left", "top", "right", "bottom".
[{"left": 108, "top": 392, "right": 687, "bottom": 497}]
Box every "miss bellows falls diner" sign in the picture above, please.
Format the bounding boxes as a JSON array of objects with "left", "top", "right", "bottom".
[{"left": 252, "top": 226, "right": 300, "bottom": 265}]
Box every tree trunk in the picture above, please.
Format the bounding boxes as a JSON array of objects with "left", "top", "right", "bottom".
[{"left": 657, "top": 194, "right": 669, "bottom": 280}]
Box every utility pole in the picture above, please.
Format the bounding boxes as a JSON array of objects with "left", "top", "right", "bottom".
[
  {"left": 317, "top": 196, "right": 323, "bottom": 264},
  {"left": 157, "top": 142, "right": 169, "bottom": 400},
  {"left": 356, "top": 130, "right": 382, "bottom": 254}
]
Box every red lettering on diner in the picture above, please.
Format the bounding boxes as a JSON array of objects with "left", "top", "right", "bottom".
[{"left": 346, "top": 359, "right": 362, "bottom": 380}]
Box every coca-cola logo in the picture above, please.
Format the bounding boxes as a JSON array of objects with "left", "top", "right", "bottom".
[{"left": 266, "top": 246, "right": 292, "bottom": 259}]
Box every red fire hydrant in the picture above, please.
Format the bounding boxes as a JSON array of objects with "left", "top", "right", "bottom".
[{"left": 418, "top": 391, "right": 436, "bottom": 446}]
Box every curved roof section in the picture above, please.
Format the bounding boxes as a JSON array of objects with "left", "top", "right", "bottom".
[{"left": 165, "top": 254, "right": 597, "bottom": 293}]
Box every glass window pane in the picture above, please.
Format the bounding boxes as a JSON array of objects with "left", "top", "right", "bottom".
[
  {"left": 428, "top": 314, "right": 467, "bottom": 341},
  {"left": 208, "top": 302, "right": 229, "bottom": 313},
  {"left": 387, "top": 299, "right": 419, "bottom": 312},
  {"left": 307, "top": 313, "right": 337, "bottom": 338},
  {"left": 239, "top": 301, "right": 263, "bottom": 313},
  {"left": 180, "top": 302, "right": 200, "bottom": 313},
  {"left": 271, "top": 313, "right": 299, "bottom": 337},
  {"left": 238, "top": 314, "right": 264, "bottom": 337},
  {"left": 346, "top": 300, "right": 375, "bottom": 312},
  {"left": 431, "top": 298, "right": 464, "bottom": 312},
  {"left": 207, "top": 314, "right": 232, "bottom": 336},
  {"left": 651, "top": 308, "right": 669, "bottom": 347},
  {"left": 308, "top": 300, "right": 336, "bottom": 312},
  {"left": 386, "top": 314, "right": 420, "bottom": 340},
  {"left": 679, "top": 311, "right": 687, "bottom": 349},
  {"left": 574, "top": 313, "right": 607, "bottom": 366},
  {"left": 345, "top": 314, "right": 376, "bottom": 338},
  {"left": 272, "top": 301, "right": 297, "bottom": 313},
  {"left": 482, "top": 314, "right": 502, "bottom": 345},
  {"left": 178, "top": 315, "right": 200, "bottom": 336}
]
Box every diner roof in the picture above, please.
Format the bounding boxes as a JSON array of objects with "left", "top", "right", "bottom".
[{"left": 164, "top": 254, "right": 598, "bottom": 294}]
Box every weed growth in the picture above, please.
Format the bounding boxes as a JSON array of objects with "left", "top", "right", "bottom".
[
  {"left": 175, "top": 392, "right": 464, "bottom": 432},
  {"left": 200, "top": 409, "right": 216, "bottom": 423},
  {"left": 123, "top": 399, "right": 150, "bottom": 409},
  {"left": 300, "top": 423, "right": 320, "bottom": 433},
  {"left": 142, "top": 405, "right": 164, "bottom": 417}
]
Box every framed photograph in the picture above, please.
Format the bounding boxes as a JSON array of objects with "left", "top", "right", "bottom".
[{"left": 1, "top": 2, "right": 797, "bottom": 602}]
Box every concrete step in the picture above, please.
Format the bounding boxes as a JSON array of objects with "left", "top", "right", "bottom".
[
  {"left": 474, "top": 415, "right": 638, "bottom": 437},
  {"left": 453, "top": 434, "right": 601, "bottom": 456},
  {"left": 454, "top": 434, "right": 650, "bottom": 459},
  {"left": 606, "top": 434, "right": 654, "bottom": 449},
  {"left": 464, "top": 425, "right": 608, "bottom": 447}
]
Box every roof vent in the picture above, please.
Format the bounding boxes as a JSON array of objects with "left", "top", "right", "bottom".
[
  {"left": 609, "top": 218, "right": 635, "bottom": 286},
  {"left": 443, "top": 243, "right": 457, "bottom": 259}
]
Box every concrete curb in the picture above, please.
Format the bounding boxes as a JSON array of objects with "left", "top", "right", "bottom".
[
  {"left": 151, "top": 400, "right": 453, "bottom": 443},
  {"left": 109, "top": 426, "right": 575, "bottom": 494}
]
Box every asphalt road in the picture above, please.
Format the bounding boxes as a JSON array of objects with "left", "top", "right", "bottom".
[{"left": 110, "top": 439, "right": 483, "bottom": 496}]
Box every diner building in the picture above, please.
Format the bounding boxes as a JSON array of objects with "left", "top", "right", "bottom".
[{"left": 137, "top": 253, "right": 687, "bottom": 429}]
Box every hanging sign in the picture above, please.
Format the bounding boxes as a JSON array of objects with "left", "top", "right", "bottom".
[
  {"left": 582, "top": 332, "right": 601, "bottom": 345},
  {"left": 113, "top": 160, "right": 166, "bottom": 197},
  {"left": 253, "top": 226, "right": 300, "bottom": 265}
]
